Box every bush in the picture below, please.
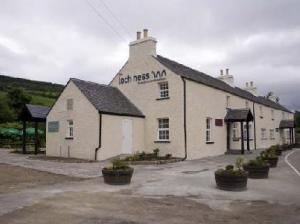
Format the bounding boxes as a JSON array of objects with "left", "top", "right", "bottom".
[
  {"left": 260, "top": 150, "right": 277, "bottom": 159},
  {"left": 245, "top": 156, "right": 268, "bottom": 168},
  {"left": 106, "top": 158, "right": 130, "bottom": 170},
  {"left": 217, "top": 157, "right": 247, "bottom": 177}
]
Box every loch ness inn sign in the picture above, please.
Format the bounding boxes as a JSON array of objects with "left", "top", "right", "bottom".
[{"left": 118, "top": 70, "right": 167, "bottom": 85}]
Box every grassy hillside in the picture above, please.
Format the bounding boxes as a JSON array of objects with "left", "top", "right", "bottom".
[
  {"left": 0, "top": 75, "right": 64, "bottom": 126},
  {"left": 0, "top": 75, "right": 63, "bottom": 105}
]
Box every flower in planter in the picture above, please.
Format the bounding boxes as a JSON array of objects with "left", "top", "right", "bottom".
[
  {"left": 215, "top": 157, "right": 248, "bottom": 191},
  {"left": 243, "top": 156, "right": 270, "bottom": 178}
]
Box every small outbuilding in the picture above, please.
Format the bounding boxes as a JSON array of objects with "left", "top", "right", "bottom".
[{"left": 46, "top": 78, "right": 145, "bottom": 161}]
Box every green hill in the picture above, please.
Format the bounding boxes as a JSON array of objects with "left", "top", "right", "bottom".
[{"left": 0, "top": 75, "right": 64, "bottom": 124}]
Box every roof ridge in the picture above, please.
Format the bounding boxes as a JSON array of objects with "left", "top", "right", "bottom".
[
  {"left": 155, "top": 55, "right": 291, "bottom": 113},
  {"left": 70, "top": 78, "right": 111, "bottom": 88}
]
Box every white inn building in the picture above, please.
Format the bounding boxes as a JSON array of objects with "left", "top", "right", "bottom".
[{"left": 46, "top": 29, "right": 295, "bottom": 161}]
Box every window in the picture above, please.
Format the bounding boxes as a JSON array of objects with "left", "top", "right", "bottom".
[
  {"left": 245, "top": 100, "right": 249, "bottom": 109},
  {"left": 67, "top": 120, "right": 74, "bottom": 138},
  {"left": 226, "top": 96, "right": 230, "bottom": 108},
  {"left": 158, "top": 82, "right": 169, "bottom": 99},
  {"left": 270, "top": 129, "right": 275, "bottom": 140},
  {"left": 243, "top": 124, "right": 252, "bottom": 140},
  {"left": 67, "top": 99, "right": 73, "bottom": 110},
  {"left": 271, "top": 110, "right": 274, "bottom": 120},
  {"left": 261, "top": 128, "right": 267, "bottom": 140},
  {"left": 259, "top": 106, "right": 264, "bottom": 118},
  {"left": 158, "top": 118, "right": 169, "bottom": 141},
  {"left": 232, "top": 123, "right": 239, "bottom": 140},
  {"left": 206, "top": 118, "right": 213, "bottom": 142}
]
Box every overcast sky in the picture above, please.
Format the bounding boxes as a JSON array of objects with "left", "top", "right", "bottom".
[{"left": 0, "top": 0, "right": 299, "bottom": 110}]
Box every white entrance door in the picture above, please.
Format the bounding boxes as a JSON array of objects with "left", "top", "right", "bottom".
[{"left": 122, "top": 119, "right": 133, "bottom": 154}]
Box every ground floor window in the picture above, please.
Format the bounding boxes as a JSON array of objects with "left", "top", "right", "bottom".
[
  {"left": 206, "top": 118, "right": 213, "bottom": 142},
  {"left": 158, "top": 118, "right": 169, "bottom": 141},
  {"left": 243, "top": 123, "right": 252, "bottom": 140},
  {"left": 67, "top": 120, "right": 74, "bottom": 138},
  {"left": 232, "top": 123, "right": 239, "bottom": 140}
]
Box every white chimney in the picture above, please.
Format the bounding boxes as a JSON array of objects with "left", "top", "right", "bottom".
[
  {"left": 244, "top": 81, "right": 257, "bottom": 96},
  {"left": 129, "top": 29, "right": 157, "bottom": 60},
  {"left": 217, "top": 68, "right": 234, "bottom": 87}
]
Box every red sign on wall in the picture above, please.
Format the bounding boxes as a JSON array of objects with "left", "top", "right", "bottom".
[{"left": 215, "top": 119, "right": 223, "bottom": 126}]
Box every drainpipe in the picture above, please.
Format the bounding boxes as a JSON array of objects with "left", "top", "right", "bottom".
[
  {"left": 95, "top": 113, "right": 102, "bottom": 160},
  {"left": 181, "top": 77, "right": 188, "bottom": 160},
  {"left": 253, "top": 102, "right": 257, "bottom": 150}
]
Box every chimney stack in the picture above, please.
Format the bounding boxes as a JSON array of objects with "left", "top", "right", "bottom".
[
  {"left": 143, "top": 29, "right": 148, "bottom": 38},
  {"left": 244, "top": 81, "right": 257, "bottom": 96},
  {"left": 217, "top": 68, "right": 234, "bottom": 87},
  {"left": 137, "top": 31, "right": 141, "bottom": 40},
  {"left": 129, "top": 29, "right": 157, "bottom": 60}
]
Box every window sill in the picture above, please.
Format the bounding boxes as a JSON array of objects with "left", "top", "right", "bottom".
[
  {"left": 206, "top": 141, "right": 214, "bottom": 144},
  {"left": 154, "top": 140, "right": 170, "bottom": 143},
  {"left": 65, "top": 137, "right": 74, "bottom": 140},
  {"left": 156, "top": 97, "right": 170, "bottom": 101},
  {"left": 232, "top": 138, "right": 240, "bottom": 142}
]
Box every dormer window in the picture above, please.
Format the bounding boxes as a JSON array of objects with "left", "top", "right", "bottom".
[{"left": 158, "top": 82, "right": 169, "bottom": 99}]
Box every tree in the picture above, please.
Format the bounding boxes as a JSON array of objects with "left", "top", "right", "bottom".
[
  {"left": 7, "top": 88, "right": 31, "bottom": 116},
  {"left": 0, "top": 96, "right": 15, "bottom": 123}
]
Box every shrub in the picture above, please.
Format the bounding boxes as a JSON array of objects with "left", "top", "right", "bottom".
[
  {"left": 245, "top": 156, "right": 268, "bottom": 168},
  {"left": 235, "top": 156, "right": 244, "bottom": 170},
  {"left": 260, "top": 150, "right": 277, "bottom": 159},
  {"left": 106, "top": 158, "right": 130, "bottom": 170},
  {"left": 217, "top": 157, "right": 247, "bottom": 177}
]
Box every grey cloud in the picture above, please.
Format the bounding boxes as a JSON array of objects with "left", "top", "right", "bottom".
[{"left": 0, "top": 0, "right": 299, "bottom": 109}]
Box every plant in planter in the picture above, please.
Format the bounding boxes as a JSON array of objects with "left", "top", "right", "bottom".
[
  {"left": 260, "top": 150, "right": 279, "bottom": 168},
  {"left": 243, "top": 157, "right": 270, "bottom": 179},
  {"left": 268, "top": 144, "right": 282, "bottom": 156},
  {"left": 215, "top": 157, "right": 248, "bottom": 191},
  {"left": 102, "top": 158, "right": 134, "bottom": 185}
]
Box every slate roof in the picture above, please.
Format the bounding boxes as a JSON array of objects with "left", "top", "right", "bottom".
[
  {"left": 224, "top": 109, "right": 254, "bottom": 122},
  {"left": 279, "top": 120, "right": 295, "bottom": 129},
  {"left": 155, "top": 55, "right": 291, "bottom": 113},
  {"left": 71, "top": 78, "right": 144, "bottom": 118},
  {"left": 21, "top": 104, "right": 51, "bottom": 121}
]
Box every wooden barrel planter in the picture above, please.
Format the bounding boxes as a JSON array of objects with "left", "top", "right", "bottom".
[
  {"left": 102, "top": 167, "right": 134, "bottom": 185},
  {"left": 262, "top": 157, "right": 278, "bottom": 168},
  {"left": 215, "top": 171, "right": 248, "bottom": 191},
  {"left": 243, "top": 164, "right": 270, "bottom": 179}
]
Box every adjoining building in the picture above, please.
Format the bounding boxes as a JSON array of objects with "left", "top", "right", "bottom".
[{"left": 46, "top": 29, "right": 295, "bottom": 161}]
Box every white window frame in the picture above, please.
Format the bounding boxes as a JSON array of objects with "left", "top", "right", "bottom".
[
  {"left": 67, "top": 98, "right": 73, "bottom": 111},
  {"left": 261, "top": 128, "right": 267, "bottom": 140},
  {"left": 158, "top": 82, "right": 169, "bottom": 99},
  {"left": 206, "top": 117, "right": 213, "bottom": 143},
  {"left": 158, "top": 118, "right": 169, "bottom": 141},
  {"left": 243, "top": 123, "right": 252, "bottom": 140},
  {"left": 232, "top": 122, "right": 239, "bottom": 140},
  {"left": 66, "top": 120, "right": 74, "bottom": 138}
]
